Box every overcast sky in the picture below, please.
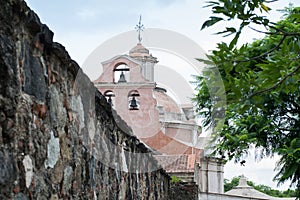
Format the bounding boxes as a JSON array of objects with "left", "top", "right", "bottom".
[
  {"left": 24, "top": 0, "right": 299, "bottom": 190},
  {"left": 25, "top": 0, "right": 298, "bottom": 66}
]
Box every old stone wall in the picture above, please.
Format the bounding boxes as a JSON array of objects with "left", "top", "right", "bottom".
[
  {"left": 169, "top": 182, "right": 198, "bottom": 200},
  {"left": 0, "top": 0, "right": 169, "bottom": 199}
]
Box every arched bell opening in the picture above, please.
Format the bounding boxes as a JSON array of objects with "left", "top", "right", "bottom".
[
  {"left": 128, "top": 90, "right": 140, "bottom": 110},
  {"left": 114, "top": 63, "right": 130, "bottom": 83},
  {"left": 104, "top": 90, "right": 115, "bottom": 107}
]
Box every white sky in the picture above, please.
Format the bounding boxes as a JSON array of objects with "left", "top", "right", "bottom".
[{"left": 24, "top": 0, "right": 299, "bottom": 191}]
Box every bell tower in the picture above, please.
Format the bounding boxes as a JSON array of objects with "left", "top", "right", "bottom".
[{"left": 93, "top": 16, "right": 161, "bottom": 139}]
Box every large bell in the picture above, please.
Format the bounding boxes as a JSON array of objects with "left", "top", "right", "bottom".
[
  {"left": 118, "top": 71, "right": 127, "bottom": 83},
  {"left": 129, "top": 96, "right": 138, "bottom": 110}
]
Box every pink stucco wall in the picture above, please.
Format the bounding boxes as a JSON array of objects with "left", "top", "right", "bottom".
[{"left": 95, "top": 56, "right": 161, "bottom": 139}]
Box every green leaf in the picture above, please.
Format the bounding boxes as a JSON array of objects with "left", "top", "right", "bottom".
[
  {"left": 229, "top": 31, "right": 240, "bottom": 49},
  {"left": 259, "top": 2, "right": 271, "bottom": 12},
  {"left": 239, "top": 134, "right": 248, "bottom": 141},
  {"left": 290, "top": 13, "right": 300, "bottom": 22},
  {"left": 196, "top": 58, "right": 214, "bottom": 65},
  {"left": 203, "top": 1, "right": 219, "bottom": 8},
  {"left": 215, "top": 27, "right": 237, "bottom": 36},
  {"left": 201, "top": 16, "right": 223, "bottom": 30}
]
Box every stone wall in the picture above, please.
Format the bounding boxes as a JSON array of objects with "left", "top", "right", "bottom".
[
  {"left": 0, "top": 0, "right": 169, "bottom": 199},
  {"left": 169, "top": 182, "right": 198, "bottom": 200}
]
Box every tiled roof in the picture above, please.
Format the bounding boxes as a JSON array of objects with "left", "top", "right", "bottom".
[
  {"left": 141, "top": 131, "right": 202, "bottom": 173},
  {"left": 141, "top": 130, "right": 201, "bottom": 155},
  {"left": 154, "top": 154, "right": 196, "bottom": 173}
]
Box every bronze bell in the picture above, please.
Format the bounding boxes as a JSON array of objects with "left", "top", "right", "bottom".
[
  {"left": 118, "top": 71, "right": 126, "bottom": 83},
  {"left": 129, "top": 96, "right": 138, "bottom": 110}
]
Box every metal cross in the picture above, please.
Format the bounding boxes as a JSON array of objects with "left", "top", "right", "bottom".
[{"left": 135, "top": 15, "right": 144, "bottom": 43}]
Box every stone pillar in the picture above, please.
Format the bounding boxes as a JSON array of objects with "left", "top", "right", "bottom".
[{"left": 195, "top": 154, "right": 224, "bottom": 194}]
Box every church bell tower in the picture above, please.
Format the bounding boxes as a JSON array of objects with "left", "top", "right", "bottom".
[{"left": 93, "top": 15, "right": 161, "bottom": 139}]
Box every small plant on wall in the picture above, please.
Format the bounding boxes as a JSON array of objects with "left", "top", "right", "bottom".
[{"left": 170, "top": 175, "right": 182, "bottom": 184}]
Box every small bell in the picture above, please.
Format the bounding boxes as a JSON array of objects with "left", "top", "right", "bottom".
[
  {"left": 107, "top": 96, "right": 113, "bottom": 106},
  {"left": 118, "top": 71, "right": 126, "bottom": 83},
  {"left": 129, "top": 96, "right": 138, "bottom": 110},
  {"left": 104, "top": 91, "right": 115, "bottom": 107}
]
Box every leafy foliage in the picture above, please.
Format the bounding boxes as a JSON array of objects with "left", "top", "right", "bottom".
[
  {"left": 195, "top": 1, "right": 300, "bottom": 197},
  {"left": 170, "top": 175, "right": 182, "bottom": 184},
  {"left": 224, "top": 176, "right": 297, "bottom": 197}
]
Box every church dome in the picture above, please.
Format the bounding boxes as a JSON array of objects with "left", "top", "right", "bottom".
[{"left": 153, "top": 87, "right": 181, "bottom": 114}]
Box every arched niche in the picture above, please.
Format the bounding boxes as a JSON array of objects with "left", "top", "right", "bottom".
[
  {"left": 128, "top": 90, "right": 140, "bottom": 110},
  {"left": 114, "top": 63, "right": 130, "bottom": 83},
  {"left": 104, "top": 90, "right": 115, "bottom": 107}
]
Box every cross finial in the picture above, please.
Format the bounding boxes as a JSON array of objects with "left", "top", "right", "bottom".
[{"left": 135, "top": 15, "right": 144, "bottom": 44}]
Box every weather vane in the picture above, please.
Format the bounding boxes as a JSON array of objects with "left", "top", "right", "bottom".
[{"left": 135, "top": 15, "right": 144, "bottom": 44}]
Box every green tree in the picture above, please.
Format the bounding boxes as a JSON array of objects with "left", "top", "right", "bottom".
[
  {"left": 195, "top": 1, "right": 300, "bottom": 197},
  {"left": 224, "top": 177, "right": 240, "bottom": 192}
]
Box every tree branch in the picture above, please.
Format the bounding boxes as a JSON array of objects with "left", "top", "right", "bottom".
[
  {"left": 235, "top": 23, "right": 300, "bottom": 63},
  {"left": 268, "top": 24, "right": 300, "bottom": 36},
  {"left": 249, "top": 26, "right": 277, "bottom": 35},
  {"left": 264, "top": 0, "right": 279, "bottom": 2},
  {"left": 236, "top": 35, "right": 286, "bottom": 62},
  {"left": 250, "top": 65, "right": 300, "bottom": 97}
]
